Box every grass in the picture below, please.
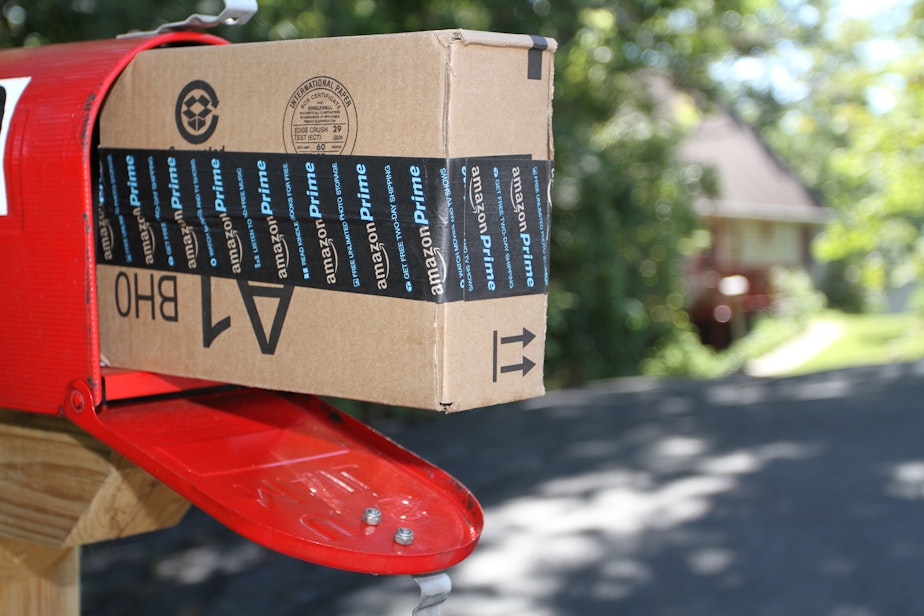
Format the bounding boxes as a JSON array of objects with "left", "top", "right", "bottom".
[{"left": 785, "top": 311, "right": 924, "bottom": 376}]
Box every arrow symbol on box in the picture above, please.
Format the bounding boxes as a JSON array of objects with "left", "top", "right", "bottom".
[
  {"left": 500, "top": 356, "right": 536, "bottom": 377},
  {"left": 500, "top": 328, "right": 535, "bottom": 348},
  {"left": 492, "top": 328, "right": 538, "bottom": 382}
]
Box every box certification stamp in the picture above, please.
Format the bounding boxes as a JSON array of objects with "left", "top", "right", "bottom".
[{"left": 284, "top": 76, "right": 357, "bottom": 155}]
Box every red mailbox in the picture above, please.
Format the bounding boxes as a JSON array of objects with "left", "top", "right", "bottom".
[{"left": 0, "top": 32, "right": 481, "bottom": 577}]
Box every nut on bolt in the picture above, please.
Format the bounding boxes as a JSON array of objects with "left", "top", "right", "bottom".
[
  {"left": 362, "top": 507, "right": 382, "bottom": 526},
  {"left": 394, "top": 527, "right": 414, "bottom": 546}
]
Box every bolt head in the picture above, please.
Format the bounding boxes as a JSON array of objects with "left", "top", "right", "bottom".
[
  {"left": 362, "top": 507, "right": 382, "bottom": 526},
  {"left": 394, "top": 527, "right": 414, "bottom": 546},
  {"left": 70, "top": 390, "right": 85, "bottom": 414}
]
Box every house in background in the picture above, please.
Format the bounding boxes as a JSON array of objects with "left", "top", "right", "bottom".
[{"left": 680, "top": 110, "right": 832, "bottom": 348}]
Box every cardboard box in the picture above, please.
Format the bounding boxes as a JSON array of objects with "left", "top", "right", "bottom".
[{"left": 95, "top": 30, "right": 555, "bottom": 411}]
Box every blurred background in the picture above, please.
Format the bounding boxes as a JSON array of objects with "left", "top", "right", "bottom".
[
  {"left": 8, "top": 0, "right": 924, "bottom": 384},
  {"left": 7, "top": 1, "right": 924, "bottom": 614}
]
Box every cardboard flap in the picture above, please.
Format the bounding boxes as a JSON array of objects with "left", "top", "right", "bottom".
[
  {"left": 440, "top": 29, "right": 559, "bottom": 53},
  {"left": 65, "top": 384, "right": 482, "bottom": 574}
]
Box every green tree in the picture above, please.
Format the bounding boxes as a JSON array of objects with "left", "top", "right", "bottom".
[
  {"left": 712, "top": 1, "right": 924, "bottom": 311},
  {"left": 809, "top": 16, "right": 924, "bottom": 301},
  {"left": 0, "top": 0, "right": 819, "bottom": 383}
]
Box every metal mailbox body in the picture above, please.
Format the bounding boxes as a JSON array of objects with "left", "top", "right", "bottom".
[
  {"left": 0, "top": 32, "right": 225, "bottom": 414},
  {"left": 0, "top": 34, "right": 483, "bottom": 575}
]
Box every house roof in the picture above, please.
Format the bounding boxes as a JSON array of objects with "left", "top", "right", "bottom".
[{"left": 680, "top": 110, "right": 831, "bottom": 225}]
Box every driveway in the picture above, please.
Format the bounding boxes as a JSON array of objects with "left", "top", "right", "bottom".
[{"left": 83, "top": 361, "right": 924, "bottom": 615}]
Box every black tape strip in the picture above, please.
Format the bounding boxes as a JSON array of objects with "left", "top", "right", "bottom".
[
  {"left": 96, "top": 148, "right": 553, "bottom": 304},
  {"left": 528, "top": 35, "right": 548, "bottom": 80}
]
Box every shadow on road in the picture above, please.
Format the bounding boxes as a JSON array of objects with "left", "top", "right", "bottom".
[{"left": 83, "top": 361, "right": 924, "bottom": 615}]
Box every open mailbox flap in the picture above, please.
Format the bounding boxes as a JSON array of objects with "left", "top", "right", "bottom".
[{"left": 64, "top": 375, "right": 482, "bottom": 575}]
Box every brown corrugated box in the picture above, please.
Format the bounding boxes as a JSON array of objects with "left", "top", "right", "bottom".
[{"left": 95, "top": 30, "right": 555, "bottom": 411}]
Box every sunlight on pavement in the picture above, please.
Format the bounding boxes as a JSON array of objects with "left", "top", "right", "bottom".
[
  {"left": 439, "top": 439, "right": 825, "bottom": 615},
  {"left": 885, "top": 461, "right": 924, "bottom": 500}
]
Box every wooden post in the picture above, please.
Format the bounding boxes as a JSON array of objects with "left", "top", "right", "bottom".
[
  {"left": 0, "top": 409, "right": 191, "bottom": 615},
  {"left": 0, "top": 537, "right": 79, "bottom": 615}
]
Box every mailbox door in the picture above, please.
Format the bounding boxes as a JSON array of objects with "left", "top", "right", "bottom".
[
  {"left": 0, "top": 33, "right": 225, "bottom": 415},
  {"left": 64, "top": 380, "right": 483, "bottom": 575}
]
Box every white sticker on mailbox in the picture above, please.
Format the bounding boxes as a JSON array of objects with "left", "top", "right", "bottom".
[{"left": 0, "top": 76, "right": 31, "bottom": 217}]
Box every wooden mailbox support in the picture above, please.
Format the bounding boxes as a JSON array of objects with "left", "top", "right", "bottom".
[{"left": 0, "top": 409, "right": 190, "bottom": 615}]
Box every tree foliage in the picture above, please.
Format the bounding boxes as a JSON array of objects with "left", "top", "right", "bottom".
[
  {"left": 0, "top": 0, "right": 822, "bottom": 383},
  {"left": 810, "top": 22, "right": 924, "bottom": 297},
  {"left": 713, "top": 1, "right": 924, "bottom": 310}
]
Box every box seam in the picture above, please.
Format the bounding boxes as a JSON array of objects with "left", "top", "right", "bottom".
[
  {"left": 546, "top": 48, "right": 556, "bottom": 160},
  {"left": 434, "top": 302, "right": 451, "bottom": 411},
  {"left": 442, "top": 33, "right": 455, "bottom": 159}
]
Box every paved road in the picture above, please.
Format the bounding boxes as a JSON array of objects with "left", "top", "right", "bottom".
[{"left": 83, "top": 362, "right": 924, "bottom": 615}]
